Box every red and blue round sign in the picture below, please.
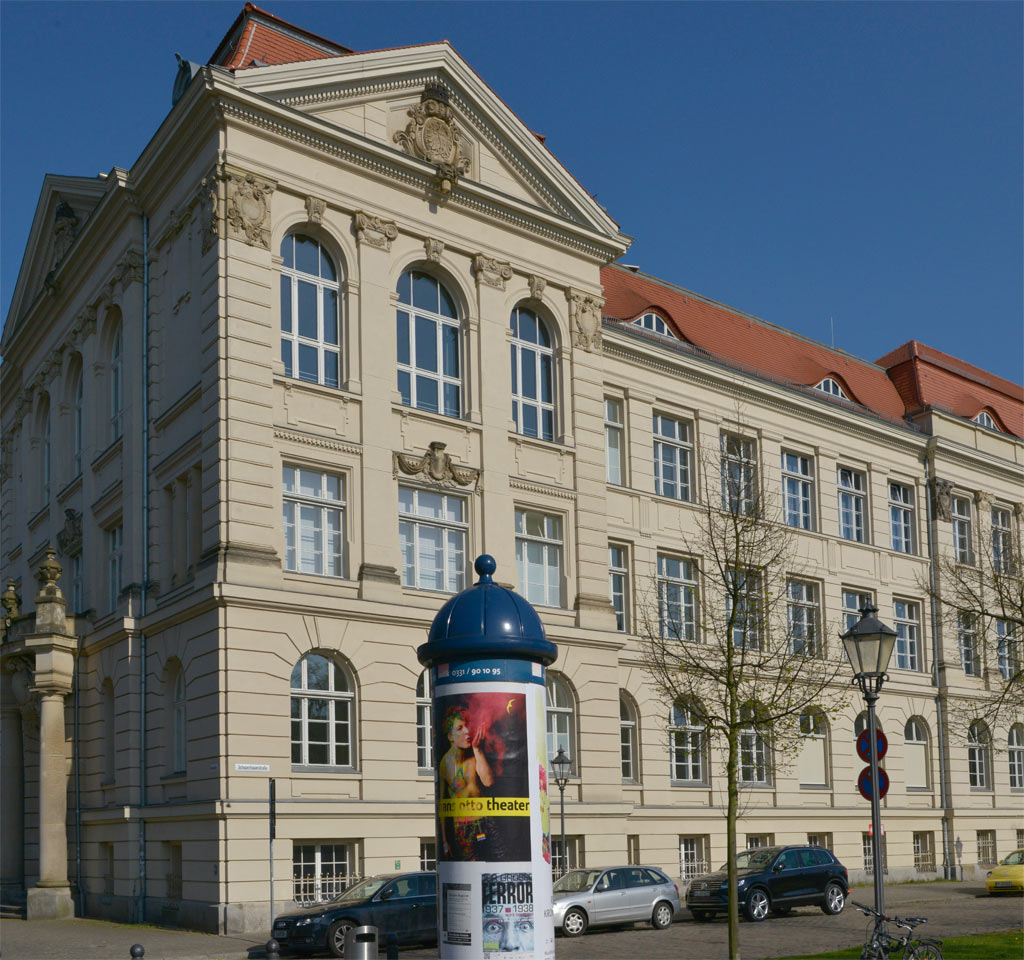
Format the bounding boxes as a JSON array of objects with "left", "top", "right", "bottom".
[
  {"left": 856, "top": 729, "right": 887, "bottom": 763},
  {"left": 857, "top": 765, "right": 890, "bottom": 800}
]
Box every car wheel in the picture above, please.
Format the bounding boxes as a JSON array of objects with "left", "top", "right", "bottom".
[
  {"left": 562, "top": 907, "right": 588, "bottom": 938},
  {"left": 820, "top": 882, "right": 846, "bottom": 915},
  {"left": 651, "top": 901, "right": 674, "bottom": 929},
  {"left": 327, "top": 920, "right": 356, "bottom": 958},
  {"left": 743, "top": 888, "right": 770, "bottom": 922}
]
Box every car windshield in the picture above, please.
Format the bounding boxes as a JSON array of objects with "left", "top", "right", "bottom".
[
  {"left": 554, "top": 870, "right": 604, "bottom": 893},
  {"left": 332, "top": 877, "right": 389, "bottom": 903},
  {"left": 721, "top": 848, "right": 781, "bottom": 871},
  {"left": 1001, "top": 850, "right": 1024, "bottom": 866}
]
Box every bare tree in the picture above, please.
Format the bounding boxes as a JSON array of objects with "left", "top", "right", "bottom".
[{"left": 638, "top": 428, "right": 849, "bottom": 960}]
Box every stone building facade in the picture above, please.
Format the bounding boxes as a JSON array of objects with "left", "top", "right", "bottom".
[{"left": 2, "top": 4, "right": 1021, "bottom": 935}]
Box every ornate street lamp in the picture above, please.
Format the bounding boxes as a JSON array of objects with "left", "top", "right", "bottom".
[
  {"left": 841, "top": 603, "right": 897, "bottom": 917},
  {"left": 551, "top": 747, "right": 572, "bottom": 878}
]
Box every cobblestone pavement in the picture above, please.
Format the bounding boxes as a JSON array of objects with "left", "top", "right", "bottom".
[{"left": 0, "top": 883, "right": 1019, "bottom": 960}]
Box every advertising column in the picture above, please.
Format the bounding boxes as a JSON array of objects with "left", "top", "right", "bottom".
[{"left": 418, "top": 555, "right": 557, "bottom": 960}]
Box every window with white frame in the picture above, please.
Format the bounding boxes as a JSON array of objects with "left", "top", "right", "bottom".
[
  {"left": 1008, "top": 724, "right": 1024, "bottom": 789},
  {"left": 416, "top": 671, "right": 433, "bottom": 771},
  {"left": 739, "top": 705, "right": 770, "bottom": 785},
  {"left": 807, "top": 832, "right": 833, "bottom": 851},
  {"left": 837, "top": 467, "right": 866, "bottom": 542},
  {"left": 71, "top": 553, "right": 83, "bottom": 614},
  {"left": 816, "top": 377, "right": 849, "bottom": 399},
  {"left": 609, "top": 545, "right": 629, "bottom": 632},
  {"left": 397, "top": 270, "right": 461, "bottom": 417},
  {"left": 746, "top": 833, "right": 774, "bottom": 849},
  {"left": 290, "top": 654, "right": 356, "bottom": 768},
  {"left": 904, "top": 718, "right": 929, "bottom": 789},
  {"left": 658, "top": 555, "right": 698, "bottom": 642},
  {"left": 913, "top": 832, "right": 935, "bottom": 872},
  {"left": 893, "top": 600, "right": 921, "bottom": 671},
  {"left": 976, "top": 830, "right": 996, "bottom": 864},
  {"left": 721, "top": 434, "right": 758, "bottom": 515},
  {"left": 293, "top": 842, "right": 357, "bottom": 905},
  {"left": 798, "top": 710, "right": 827, "bottom": 786},
  {"left": 951, "top": 496, "right": 972, "bottom": 564},
  {"left": 997, "top": 619, "right": 1019, "bottom": 682},
  {"left": 546, "top": 673, "right": 576, "bottom": 774},
  {"left": 787, "top": 580, "right": 820, "bottom": 655},
  {"left": 515, "top": 509, "right": 562, "bottom": 607},
  {"left": 171, "top": 667, "right": 186, "bottom": 775},
  {"left": 73, "top": 372, "right": 83, "bottom": 475},
  {"left": 958, "top": 612, "right": 980, "bottom": 677},
  {"left": 782, "top": 452, "right": 815, "bottom": 530},
  {"left": 419, "top": 839, "right": 437, "bottom": 872},
  {"left": 604, "top": 397, "right": 625, "bottom": 485},
  {"left": 992, "top": 506, "right": 1014, "bottom": 574},
  {"left": 107, "top": 524, "right": 123, "bottom": 612},
  {"left": 679, "top": 836, "right": 710, "bottom": 880},
  {"left": 283, "top": 466, "right": 345, "bottom": 578},
  {"left": 551, "top": 836, "right": 583, "bottom": 875},
  {"left": 973, "top": 410, "right": 997, "bottom": 430},
  {"left": 627, "top": 835, "right": 640, "bottom": 866},
  {"left": 727, "top": 569, "right": 761, "bottom": 650},
  {"left": 279, "top": 234, "right": 341, "bottom": 388},
  {"left": 510, "top": 306, "right": 554, "bottom": 441},
  {"left": 632, "top": 312, "right": 676, "bottom": 338},
  {"left": 653, "top": 413, "right": 693, "bottom": 501},
  {"left": 399, "top": 487, "right": 467, "bottom": 593},
  {"left": 967, "top": 721, "right": 990, "bottom": 789},
  {"left": 109, "top": 325, "right": 123, "bottom": 442},
  {"left": 862, "top": 833, "right": 888, "bottom": 875},
  {"left": 889, "top": 482, "right": 915, "bottom": 553},
  {"left": 842, "top": 589, "right": 873, "bottom": 634},
  {"left": 670, "top": 701, "right": 705, "bottom": 784},
  {"left": 620, "top": 694, "right": 638, "bottom": 782}
]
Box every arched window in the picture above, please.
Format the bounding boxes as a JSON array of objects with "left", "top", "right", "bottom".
[
  {"left": 967, "top": 721, "right": 990, "bottom": 789},
  {"left": 798, "top": 710, "right": 828, "bottom": 787},
  {"left": 109, "top": 323, "right": 123, "bottom": 441},
  {"left": 973, "top": 410, "right": 997, "bottom": 431},
  {"left": 291, "top": 654, "right": 356, "bottom": 768},
  {"left": 73, "top": 369, "right": 83, "bottom": 475},
  {"left": 670, "top": 701, "right": 705, "bottom": 784},
  {"left": 631, "top": 312, "right": 676, "bottom": 339},
  {"left": 102, "top": 678, "right": 116, "bottom": 783},
  {"left": 416, "top": 670, "right": 433, "bottom": 771},
  {"left": 619, "top": 694, "right": 638, "bottom": 782},
  {"left": 739, "top": 704, "right": 770, "bottom": 785},
  {"left": 510, "top": 307, "right": 554, "bottom": 441},
  {"left": 1009, "top": 724, "right": 1024, "bottom": 790},
  {"left": 396, "top": 270, "right": 460, "bottom": 417},
  {"left": 904, "top": 717, "right": 929, "bottom": 789},
  {"left": 170, "top": 665, "right": 186, "bottom": 774},
  {"left": 815, "top": 378, "right": 849, "bottom": 400},
  {"left": 545, "top": 673, "right": 576, "bottom": 775},
  {"left": 280, "top": 234, "right": 341, "bottom": 388}
]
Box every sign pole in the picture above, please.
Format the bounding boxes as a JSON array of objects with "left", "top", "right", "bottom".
[
  {"left": 865, "top": 690, "right": 885, "bottom": 917},
  {"left": 269, "top": 777, "right": 276, "bottom": 927}
]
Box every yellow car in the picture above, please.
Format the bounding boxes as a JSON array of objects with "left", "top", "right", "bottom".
[{"left": 986, "top": 849, "right": 1024, "bottom": 894}]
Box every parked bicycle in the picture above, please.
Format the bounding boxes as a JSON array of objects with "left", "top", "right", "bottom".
[{"left": 851, "top": 900, "right": 943, "bottom": 960}]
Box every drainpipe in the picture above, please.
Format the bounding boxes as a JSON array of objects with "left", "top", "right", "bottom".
[
  {"left": 924, "top": 446, "right": 953, "bottom": 878},
  {"left": 74, "top": 627, "right": 84, "bottom": 909},
  {"left": 136, "top": 212, "right": 151, "bottom": 922}
]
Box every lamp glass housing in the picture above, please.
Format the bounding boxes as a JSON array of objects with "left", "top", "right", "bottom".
[
  {"left": 551, "top": 747, "right": 571, "bottom": 787},
  {"left": 841, "top": 606, "right": 897, "bottom": 677}
]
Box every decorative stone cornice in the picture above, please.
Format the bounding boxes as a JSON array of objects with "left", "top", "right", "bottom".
[
  {"left": 566, "top": 289, "right": 604, "bottom": 354},
  {"left": 393, "top": 441, "right": 479, "bottom": 489},
  {"left": 273, "top": 427, "right": 362, "bottom": 457},
  {"left": 225, "top": 168, "right": 276, "bottom": 249},
  {"left": 508, "top": 476, "right": 577, "bottom": 502},
  {"left": 930, "top": 477, "right": 954, "bottom": 522},
  {"left": 305, "top": 195, "right": 326, "bottom": 224},
  {"left": 473, "top": 255, "right": 513, "bottom": 290},
  {"left": 354, "top": 211, "right": 398, "bottom": 251},
  {"left": 424, "top": 237, "right": 444, "bottom": 262}
]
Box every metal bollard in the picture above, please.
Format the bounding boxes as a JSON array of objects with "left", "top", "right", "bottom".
[
  {"left": 343, "top": 924, "right": 380, "bottom": 959},
  {"left": 265, "top": 938, "right": 281, "bottom": 959},
  {"left": 129, "top": 947, "right": 144, "bottom": 959},
  {"left": 385, "top": 931, "right": 399, "bottom": 959}
]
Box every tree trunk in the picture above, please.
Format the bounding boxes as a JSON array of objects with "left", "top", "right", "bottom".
[{"left": 727, "top": 721, "right": 740, "bottom": 959}]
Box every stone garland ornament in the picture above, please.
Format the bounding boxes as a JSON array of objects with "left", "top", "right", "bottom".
[
  {"left": 930, "top": 477, "right": 954, "bottom": 522},
  {"left": 473, "top": 255, "right": 513, "bottom": 290},
  {"left": 393, "top": 83, "right": 471, "bottom": 197},
  {"left": 393, "top": 441, "right": 479, "bottom": 489},
  {"left": 355, "top": 212, "right": 399, "bottom": 251},
  {"left": 567, "top": 289, "right": 605, "bottom": 354},
  {"left": 225, "top": 169, "right": 275, "bottom": 249},
  {"left": 305, "top": 195, "right": 326, "bottom": 225}
]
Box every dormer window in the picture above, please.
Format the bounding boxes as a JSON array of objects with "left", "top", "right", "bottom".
[
  {"left": 815, "top": 377, "right": 848, "bottom": 400},
  {"left": 632, "top": 312, "right": 677, "bottom": 339},
  {"left": 973, "top": 411, "right": 998, "bottom": 431}
]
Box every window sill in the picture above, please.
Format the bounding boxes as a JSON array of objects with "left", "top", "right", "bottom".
[
  {"left": 291, "top": 765, "right": 360, "bottom": 776},
  {"left": 418, "top": 768, "right": 433, "bottom": 777},
  {"left": 284, "top": 570, "right": 353, "bottom": 584},
  {"left": 670, "top": 781, "right": 708, "bottom": 788},
  {"left": 91, "top": 436, "right": 124, "bottom": 473},
  {"left": 274, "top": 374, "right": 356, "bottom": 399},
  {"left": 101, "top": 779, "right": 116, "bottom": 789},
  {"left": 798, "top": 783, "right": 831, "bottom": 790},
  {"left": 906, "top": 786, "right": 932, "bottom": 792},
  {"left": 161, "top": 772, "right": 187, "bottom": 783},
  {"left": 739, "top": 783, "right": 773, "bottom": 789},
  {"left": 969, "top": 787, "right": 993, "bottom": 793},
  {"left": 393, "top": 401, "right": 475, "bottom": 428},
  {"left": 57, "top": 473, "right": 83, "bottom": 503},
  {"left": 509, "top": 429, "right": 568, "bottom": 450}
]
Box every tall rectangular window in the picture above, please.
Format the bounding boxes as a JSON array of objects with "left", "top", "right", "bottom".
[
  {"left": 862, "top": 833, "right": 888, "bottom": 875},
  {"left": 609, "top": 545, "right": 629, "bottom": 632},
  {"left": 605, "top": 398, "right": 625, "bottom": 485},
  {"left": 952, "top": 496, "right": 973, "bottom": 564},
  {"left": 913, "top": 832, "right": 935, "bottom": 872},
  {"left": 658, "top": 555, "right": 697, "bottom": 642},
  {"left": 551, "top": 836, "right": 583, "bottom": 875},
  {"left": 976, "top": 831, "right": 996, "bottom": 865},
  {"left": 653, "top": 413, "right": 693, "bottom": 501},
  {"left": 399, "top": 487, "right": 467, "bottom": 592},
  {"left": 283, "top": 466, "right": 345, "bottom": 578},
  {"left": 627, "top": 835, "right": 641, "bottom": 866},
  {"left": 782, "top": 452, "right": 815, "bottom": 530},
  {"left": 515, "top": 509, "right": 562, "bottom": 607},
  {"left": 997, "top": 620, "right": 1019, "bottom": 682},
  {"left": 416, "top": 672, "right": 433, "bottom": 771},
  {"left": 837, "top": 467, "right": 866, "bottom": 542},
  {"left": 293, "top": 842, "right": 357, "bottom": 906},
  {"left": 889, "top": 482, "right": 915, "bottom": 553},
  {"left": 727, "top": 569, "right": 761, "bottom": 650},
  {"left": 992, "top": 507, "right": 1014, "bottom": 573},
  {"left": 959, "top": 612, "right": 980, "bottom": 677},
  {"left": 807, "top": 832, "right": 833, "bottom": 851},
  {"left": 893, "top": 600, "right": 921, "bottom": 671},
  {"left": 679, "top": 836, "right": 710, "bottom": 880},
  {"left": 746, "top": 833, "right": 774, "bottom": 849},
  {"left": 107, "top": 524, "right": 123, "bottom": 612},
  {"left": 721, "top": 434, "right": 757, "bottom": 515},
  {"left": 842, "top": 589, "right": 873, "bottom": 634},
  {"left": 787, "top": 580, "right": 820, "bottom": 655},
  {"left": 419, "top": 840, "right": 437, "bottom": 872}
]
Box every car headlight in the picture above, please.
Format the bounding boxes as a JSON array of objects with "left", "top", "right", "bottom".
[
  {"left": 294, "top": 917, "right": 313, "bottom": 926},
  {"left": 737, "top": 878, "right": 746, "bottom": 888},
  {"left": 986, "top": 871, "right": 992, "bottom": 878}
]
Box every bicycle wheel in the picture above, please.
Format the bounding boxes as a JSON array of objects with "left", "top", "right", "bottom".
[
  {"left": 860, "top": 945, "right": 887, "bottom": 960},
  {"left": 907, "top": 940, "right": 943, "bottom": 960}
]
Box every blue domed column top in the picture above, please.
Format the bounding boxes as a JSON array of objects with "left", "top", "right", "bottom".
[{"left": 417, "top": 555, "right": 557, "bottom": 668}]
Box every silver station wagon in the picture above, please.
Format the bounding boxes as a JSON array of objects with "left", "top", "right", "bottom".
[{"left": 552, "top": 866, "right": 681, "bottom": 937}]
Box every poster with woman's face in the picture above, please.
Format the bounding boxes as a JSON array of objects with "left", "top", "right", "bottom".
[{"left": 435, "top": 691, "right": 530, "bottom": 862}]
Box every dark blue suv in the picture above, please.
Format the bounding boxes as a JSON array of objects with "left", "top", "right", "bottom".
[{"left": 685, "top": 845, "right": 848, "bottom": 922}]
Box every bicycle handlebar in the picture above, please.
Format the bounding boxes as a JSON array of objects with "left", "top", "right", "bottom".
[{"left": 850, "top": 901, "right": 929, "bottom": 931}]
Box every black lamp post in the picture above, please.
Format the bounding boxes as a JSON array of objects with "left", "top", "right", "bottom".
[
  {"left": 551, "top": 747, "right": 571, "bottom": 877},
  {"left": 841, "top": 603, "right": 897, "bottom": 918}
]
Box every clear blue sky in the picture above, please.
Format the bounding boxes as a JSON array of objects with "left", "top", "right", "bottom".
[{"left": 3, "top": 1, "right": 1021, "bottom": 383}]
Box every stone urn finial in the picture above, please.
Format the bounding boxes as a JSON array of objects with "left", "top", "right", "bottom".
[
  {"left": 1, "top": 579, "right": 20, "bottom": 619},
  {"left": 37, "top": 548, "right": 63, "bottom": 589}
]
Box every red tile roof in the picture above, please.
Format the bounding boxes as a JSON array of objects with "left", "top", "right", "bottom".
[
  {"left": 211, "top": 3, "right": 351, "bottom": 70},
  {"left": 876, "top": 341, "right": 1024, "bottom": 438}
]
